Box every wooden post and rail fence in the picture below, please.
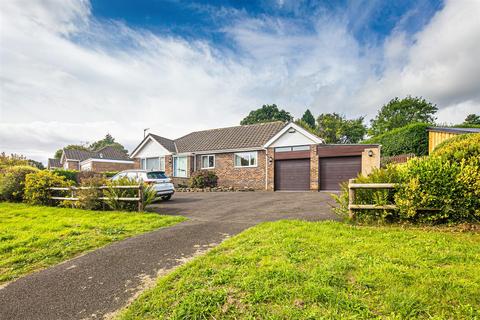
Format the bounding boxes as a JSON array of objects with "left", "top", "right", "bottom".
[
  {"left": 50, "top": 185, "right": 145, "bottom": 212},
  {"left": 348, "top": 179, "right": 439, "bottom": 219}
]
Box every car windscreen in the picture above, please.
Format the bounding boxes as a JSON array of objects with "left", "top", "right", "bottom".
[{"left": 147, "top": 171, "right": 168, "bottom": 179}]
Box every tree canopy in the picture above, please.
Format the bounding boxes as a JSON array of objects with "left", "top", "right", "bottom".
[
  {"left": 369, "top": 96, "right": 438, "bottom": 136},
  {"left": 88, "top": 133, "right": 127, "bottom": 153},
  {"left": 317, "top": 113, "right": 367, "bottom": 144},
  {"left": 240, "top": 104, "right": 293, "bottom": 125},
  {"left": 464, "top": 114, "right": 480, "bottom": 125},
  {"left": 300, "top": 109, "right": 316, "bottom": 129}
]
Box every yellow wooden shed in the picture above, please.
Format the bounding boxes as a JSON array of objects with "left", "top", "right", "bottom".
[{"left": 428, "top": 127, "right": 480, "bottom": 154}]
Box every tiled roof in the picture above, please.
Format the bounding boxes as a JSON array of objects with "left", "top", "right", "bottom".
[
  {"left": 91, "top": 146, "right": 131, "bottom": 161},
  {"left": 63, "top": 146, "right": 130, "bottom": 162},
  {"left": 427, "top": 127, "right": 480, "bottom": 134},
  {"left": 174, "top": 121, "right": 286, "bottom": 153},
  {"left": 150, "top": 134, "right": 177, "bottom": 153},
  {"left": 47, "top": 158, "right": 61, "bottom": 168},
  {"left": 63, "top": 149, "right": 95, "bottom": 161}
]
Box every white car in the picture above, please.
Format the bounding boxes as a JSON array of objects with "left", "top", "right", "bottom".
[{"left": 111, "top": 170, "right": 175, "bottom": 200}]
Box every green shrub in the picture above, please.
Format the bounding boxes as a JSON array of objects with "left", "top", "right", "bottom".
[
  {"left": 190, "top": 170, "right": 218, "bottom": 188},
  {"left": 336, "top": 132, "right": 480, "bottom": 224},
  {"left": 432, "top": 133, "right": 480, "bottom": 162},
  {"left": 394, "top": 157, "right": 463, "bottom": 222},
  {"left": 24, "top": 170, "right": 72, "bottom": 206},
  {"left": 0, "top": 166, "right": 39, "bottom": 202},
  {"left": 332, "top": 165, "right": 403, "bottom": 222},
  {"left": 364, "top": 123, "right": 429, "bottom": 156},
  {"left": 103, "top": 177, "right": 156, "bottom": 211},
  {"left": 53, "top": 169, "right": 78, "bottom": 183},
  {"left": 76, "top": 176, "right": 107, "bottom": 210}
]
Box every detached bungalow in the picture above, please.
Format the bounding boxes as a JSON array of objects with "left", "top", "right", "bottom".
[
  {"left": 130, "top": 122, "right": 380, "bottom": 191},
  {"left": 47, "top": 146, "right": 134, "bottom": 172}
]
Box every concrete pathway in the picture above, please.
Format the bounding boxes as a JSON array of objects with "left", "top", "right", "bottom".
[{"left": 0, "top": 192, "right": 336, "bottom": 320}]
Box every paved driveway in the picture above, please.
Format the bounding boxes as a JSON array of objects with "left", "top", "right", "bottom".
[
  {"left": 151, "top": 191, "right": 337, "bottom": 223},
  {"left": 0, "top": 192, "right": 337, "bottom": 320}
]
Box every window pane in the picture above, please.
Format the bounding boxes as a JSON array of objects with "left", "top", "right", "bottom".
[
  {"left": 275, "top": 147, "right": 291, "bottom": 152},
  {"left": 141, "top": 159, "right": 146, "bottom": 169},
  {"left": 235, "top": 152, "right": 256, "bottom": 167},
  {"left": 250, "top": 152, "right": 257, "bottom": 166},
  {"left": 202, "top": 156, "right": 209, "bottom": 168},
  {"left": 146, "top": 158, "right": 159, "bottom": 171},
  {"left": 159, "top": 157, "right": 165, "bottom": 171},
  {"left": 292, "top": 145, "right": 310, "bottom": 151},
  {"left": 209, "top": 156, "right": 214, "bottom": 168}
]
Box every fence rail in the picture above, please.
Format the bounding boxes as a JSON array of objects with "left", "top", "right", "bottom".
[
  {"left": 347, "top": 179, "right": 439, "bottom": 218},
  {"left": 49, "top": 185, "right": 144, "bottom": 211}
]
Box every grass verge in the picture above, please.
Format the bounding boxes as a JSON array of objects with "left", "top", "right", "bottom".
[
  {"left": 0, "top": 202, "right": 185, "bottom": 283},
  {"left": 120, "top": 220, "right": 480, "bottom": 319}
]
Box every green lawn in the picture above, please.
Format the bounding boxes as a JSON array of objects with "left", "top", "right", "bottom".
[
  {"left": 0, "top": 202, "right": 185, "bottom": 284},
  {"left": 120, "top": 221, "right": 480, "bottom": 319}
]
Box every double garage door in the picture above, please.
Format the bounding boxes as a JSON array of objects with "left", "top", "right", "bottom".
[{"left": 275, "top": 156, "right": 361, "bottom": 191}]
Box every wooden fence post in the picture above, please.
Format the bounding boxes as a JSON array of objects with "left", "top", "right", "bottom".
[
  {"left": 348, "top": 179, "right": 355, "bottom": 219},
  {"left": 71, "top": 187, "right": 75, "bottom": 208},
  {"left": 138, "top": 185, "right": 144, "bottom": 212}
]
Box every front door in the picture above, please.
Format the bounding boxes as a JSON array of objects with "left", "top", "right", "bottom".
[{"left": 173, "top": 156, "right": 188, "bottom": 177}]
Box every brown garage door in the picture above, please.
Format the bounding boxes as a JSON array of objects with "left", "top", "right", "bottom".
[
  {"left": 319, "top": 156, "right": 361, "bottom": 190},
  {"left": 274, "top": 159, "right": 310, "bottom": 191}
]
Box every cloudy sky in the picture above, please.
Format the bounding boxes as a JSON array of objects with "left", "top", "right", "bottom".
[{"left": 1, "top": 0, "right": 479, "bottom": 162}]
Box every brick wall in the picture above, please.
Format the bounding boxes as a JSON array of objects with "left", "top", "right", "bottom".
[
  {"left": 309, "top": 145, "right": 319, "bottom": 190},
  {"left": 194, "top": 151, "right": 267, "bottom": 190},
  {"left": 66, "top": 160, "right": 79, "bottom": 170},
  {"left": 266, "top": 148, "right": 275, "bottom": 191},
  {"left": 90, "top": 161, "right": 135, "bottom": 172}
]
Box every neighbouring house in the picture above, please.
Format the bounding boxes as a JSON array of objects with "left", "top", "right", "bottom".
[
  {"left": 47, "top": 146, "right": 134, "bottom": 172},
  {"left": 47, "top": 158, "right": 62, "bottom": 170},
  {"left": 130, "top": 122, "right": 381, "bottom": 191},
  {"left": 427, "top": 127, "right": 480, "bottom": 154}
]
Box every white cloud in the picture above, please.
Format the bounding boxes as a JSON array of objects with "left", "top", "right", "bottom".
[{"left": 1, "top": 0, "right": 479, "bottom": 162}]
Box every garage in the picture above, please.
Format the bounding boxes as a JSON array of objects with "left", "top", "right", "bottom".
[
  {"left": 274, "top": 159, "right": 310, "bottom": 191},
  {"left": 319, "top": 156, "right": 361, "bottom": 190}
]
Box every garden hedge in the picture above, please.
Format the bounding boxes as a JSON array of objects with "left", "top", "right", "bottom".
[{"left": 363, "top": 122, "right": 429, "bottom": 156}]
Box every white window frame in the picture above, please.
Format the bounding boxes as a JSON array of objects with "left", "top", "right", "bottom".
[
  {"left": 141, "top": 156, "right": 165, "bottom": 171},
  {"left": 201, "top": 155, "right": 215, "bottom": 169},
  {"left": 173, "top": 156, "right": 188, "bottom": 177},
  {"left": 234, "top": 151, "right": 258, "bottom": 168}
]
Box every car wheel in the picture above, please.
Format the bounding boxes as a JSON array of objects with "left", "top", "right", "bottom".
[{"left": 161, "top": 195, "right": 172, "bottom": 201}]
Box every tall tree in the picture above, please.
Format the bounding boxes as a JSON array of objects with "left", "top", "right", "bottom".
[
  {"left": 317, "top": 113, "right": 367, "bottom": 143},
  {"left": 464, "top": 114, "right": 480, "bottom": 125},
  {"left": 240, "top": 104, "right": 293, "bottom": 125},
  {"left": 301, "top": 109, "right": 316, "bottom": 129},
  {"left": 89, "top": 133, "right": 127, "bottom": 153},
  {"left": 369, "top": 96, "right": 438, "bottom": 136}
]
